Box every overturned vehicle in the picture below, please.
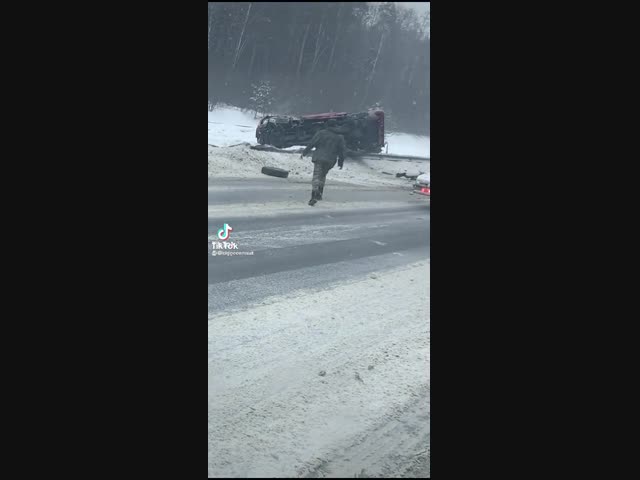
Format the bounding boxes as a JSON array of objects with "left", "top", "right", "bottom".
[{"left": 256, "top": 109, "right": 385, "bottom": 153}]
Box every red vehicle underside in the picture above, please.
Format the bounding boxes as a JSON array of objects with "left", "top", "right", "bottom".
[{"left": 300, "top": 112, "right": 348, "bottom": 120}]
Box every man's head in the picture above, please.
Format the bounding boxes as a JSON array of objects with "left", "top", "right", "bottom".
[{"left": 327, "top": 118, "right": 348, "bottom": 134}]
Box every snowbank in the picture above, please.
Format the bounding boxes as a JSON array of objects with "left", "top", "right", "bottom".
[
  {"left": 208, "top": 104, "right": 430, "bottom": 157},
  {"left": 208, "top": 144, "right": 429, "bottom": 187}
]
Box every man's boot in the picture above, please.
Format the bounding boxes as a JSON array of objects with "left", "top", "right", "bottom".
[{"left": 308, "top": 190, "right": 318, "bottom": 206}]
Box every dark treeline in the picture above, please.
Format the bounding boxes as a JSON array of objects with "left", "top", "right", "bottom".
[{"left": 208, "top": 2, "right": 430, "bottom": 135}]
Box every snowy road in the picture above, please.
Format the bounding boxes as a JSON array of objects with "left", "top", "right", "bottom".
[
  {"left": 208, "top": 177, "right": 419, "bottom": 206},
  {"left": 208, "top": 178, "right": 429, "bottom": 310},
  {"left": 208, "top": 178, "right": 430, "bottom": 477}
]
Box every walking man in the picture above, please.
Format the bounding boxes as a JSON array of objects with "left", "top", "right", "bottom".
[{"left": 301, "top": 119, "right": 346, "bottom": 206}]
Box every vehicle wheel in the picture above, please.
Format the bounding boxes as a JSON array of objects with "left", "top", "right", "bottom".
[{"left": 261, "top": 166, "right": 289, "bottom": 179}]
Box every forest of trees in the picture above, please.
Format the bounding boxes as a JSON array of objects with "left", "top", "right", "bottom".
[{"left": 208, "top": 2, "right": 430, "bottom": 135}]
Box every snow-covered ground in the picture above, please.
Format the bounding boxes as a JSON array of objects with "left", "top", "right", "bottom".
[
  {"left": 384, "top": 131, "right": 431, "bottom": 158},
  {"left": 208, "top": 105, "right": 261, "bottom": 147},
  {"left": 208, "top": 144, "right": 429, "bottom": 188},
  {"left": 208, "top": 261, "right": 430, "bottom": 478},
  {"left": 208, "top": 104, "right": 430, "bottom": 158}
]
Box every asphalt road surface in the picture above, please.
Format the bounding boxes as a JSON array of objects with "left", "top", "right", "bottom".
[
  {"left": 208, "top": 178, "right": 429, "bottom": 314},
  {"left": 208, "top": 177, "right": 418, "bottom": 205}
]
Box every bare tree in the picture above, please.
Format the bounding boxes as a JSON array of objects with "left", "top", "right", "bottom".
[
  {"left": 310, "top": 25, "right": 323, "bottom": 74},
  {"left": 208, "top": 5, "right": 213, "bottom": 51},
  {"left": 248, "top": 42, "right": 257, "bottom": 77},
  {"left": 361, "top": 31, "right": 385, "bottom": 107},
  {"left": 327, "top": 2, "right": 344, "bottom": 72},
  {"left": 310, "top": 6, "right": 330, "bottom": 74},
  {"left": 232, "top": 3, "right": 252, "bottom": 71},
  {"left": 296, "top": 23, "right": 311, "bottom": 79}
]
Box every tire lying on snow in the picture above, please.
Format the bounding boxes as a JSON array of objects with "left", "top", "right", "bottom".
[{"left": 261, "top": 166, "right": 289, "bottom": 179}]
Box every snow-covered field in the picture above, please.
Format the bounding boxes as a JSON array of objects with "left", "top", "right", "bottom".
[
  {"left": 208, "top": 261, "right": 430, "bottom": 478},
  {"left": 385, "top": 131, "right": 431, "bottom": 158},
  {"left": 208, "top": 106, "right": 262, "bottom": 147},
  {"left": 208, "top": 104, "right": 430, "bottom": 158}
]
